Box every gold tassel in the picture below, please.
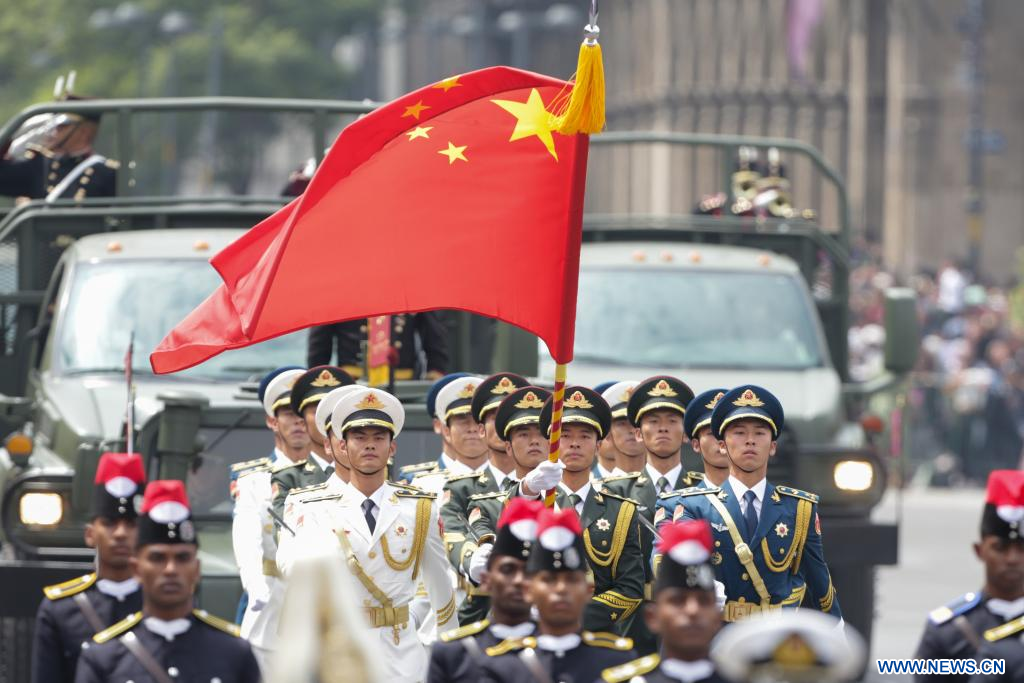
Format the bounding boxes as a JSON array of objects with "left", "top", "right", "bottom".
[{"left": 550, "top": 27, "right": 605, "bottom": 135}]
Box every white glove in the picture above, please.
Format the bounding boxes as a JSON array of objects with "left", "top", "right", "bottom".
[
  {"left": 468, "top": 543, "right": 493, "bottom": 583},
  {"left": 715, "top": 580, "right": 726, "bottom": 612},
  {"left": 249, "top": 583, "right": 271, "bottom": 612},
  {"left": 521, "top": 460, "right": 565, "bottom": 496}
]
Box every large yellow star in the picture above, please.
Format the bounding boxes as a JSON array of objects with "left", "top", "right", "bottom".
[
  {"left": 406, "top": 126, "right": 433, "bottom": 141},
  {"left": 491, "top": 88, "right": 558, "bottom": 161},
  {"left": 438, "top": 142, "right": 468, "bottom": 165},
  {"left": 402, "top": 100, "right": 431, "bottom": 120},
  {"left": 432, "top": 75, "right": 462, "bottom": 92}
]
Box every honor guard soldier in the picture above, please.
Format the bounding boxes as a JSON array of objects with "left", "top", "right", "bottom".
[
  {"left": 75, "top": 481, "right": 260, "bottom": 683},
  {"left": 414, "top": 375, "right": 490, "bottom": 494},
  {"left": 591, "top": 381, "right": 619, "bottom": 480},
  {"left": 464, "top": 386, "right": 554, "bottom": 568},
  {"left": 600, "top": 520, "right": 727, "bottom": 683},
  {"left": 711, "top": 611, "right": 865, "bottom": 683},
  {"left": 599, "top": 381, "right": 646, "bottom": 477},
  {"left": 32, "top": 452, "right": 145, "bottom": 683},
  {"left": 480, "top": 507, "right": 636, "bottom": 683},
  {"left": 601, "top": 375, "right": 702, "bottom": 654},
  {"left": 428, "top": 498, "right": 542, "bottom": 683},
  {"left": 306, "top": 312, "right": 451, "bottom": 379},
  {"left": 279, "top": 387, "right": 458, "bottom": 681},
  {"left": 916, "top": 470, "right": 1024, "bottom": 683},
  {"left": 677, "top": 385, "right": 842, "bottom": 624},
  {"left": 1, "top": 76, "right": 118, "bottom": 201},
  {"left": 442, "top": 373, "right": 528, "bottom": 625},
  {"left": 270, "top": 365, "right": 354, "bottom": 522},
  {"left": 399, "top": 372, "right": 473, "bottom": 483}
]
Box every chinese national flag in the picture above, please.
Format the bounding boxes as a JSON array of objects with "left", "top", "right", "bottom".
[{"left": 150, "top": 66, "right": 590, "bottom": 374}]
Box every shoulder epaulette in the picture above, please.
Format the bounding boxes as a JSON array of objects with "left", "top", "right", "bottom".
[
  {"left": 413, "top": 468, "right": 450, "bottom": 480},
  {"left": 469, "top": 491, "right": 506, "bottom": 502},
  {"left": 684, "top": 470, "right": 705, "bottom": 482},
  {"left": 400, "top": 461, "right": 439, "bottom": 475},
  {"left": 440, "top": 619, "right": 490, "bottom": 642},
  {"left": 391, "top": 481, "right": 429, "bottom": 493},
  {"left": 600, "top": 472, "right": 641, "bottom": 483},
  {"left": 303, "top": 492, "right": 343, "bottom": 504},
  {"left": 231, "top": 457, "right": 270, "bottom": 473},
  {"left": 929, "top": 591, "right": 983, "bottom": 625},
  {"left": 194, "top": 609, "right": 241, "bottom": 637},
  {"left": 93, "top": 612, "right": 143, "bottom": 643},
  {"left": 583, "top": 631, "right": 634, "bottom": 651},
  {"left": 485, "top": 636, "right": 535, "bottom": 656},
  {"left": 984, "top": 614, "right": 1024, "bottom": 642},
  {"left": 237, "top": 464, "right": 271, "bottom": 479},
  {"left": 272, "top": 458, "right": 306, "bottom": 473},
  {"left": 43, "top": 572, "right": 96, "bottom": 600},
  {"left": 445, "top": 471, "right": 483, "bottom": 484},
  {"left": 288, "top": 482, "right": 329, "bottom": 498},
  {"left": 396, "top": 488, "right": 437, "bottom": 499},
  {"left": 660, "top": 485, "right": 716, "bottom": 499},
  {"left": 25, "top": 142, "right": 52, "bottom": 158},
  {"left": 602, "top": 654, "right": 661, "bottom": 682},
  {"left": 104, "top": 158, "right": 121, "bottom": 169},
  {"left": 597, "top": 490, "right": 640, "bottom": 506},
  {"left": 776, "top": 486, "right": 819, "bottom": 503}
]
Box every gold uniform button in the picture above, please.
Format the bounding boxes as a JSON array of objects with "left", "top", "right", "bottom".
[
  {"left": 741, "top": 572, "right": 749, "bottom": 581},
  {"left": 715, "top": 541, "right": 721, "bottom": 547},
  {"left": 368, "top": 551, "right": 377, "bottom": 559}
]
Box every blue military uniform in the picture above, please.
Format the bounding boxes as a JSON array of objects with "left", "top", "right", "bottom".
[
  {"left": 398, "top": 372, "right": 473, "bottom": 483},
  {"left": 671, "top": 385, "right": 841, "bottom": 622}
]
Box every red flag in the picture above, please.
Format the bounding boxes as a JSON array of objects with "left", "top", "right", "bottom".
[{"left": 151, "top": 66, "right": 589, "bottom": 374}]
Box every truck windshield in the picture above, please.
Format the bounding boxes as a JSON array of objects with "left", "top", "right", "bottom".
[
  {"left": 55, "top": 259, "right": 306, "bottom": 380},
  {"left": 573, "top": 268, "right": 824, "bottom": 369}
]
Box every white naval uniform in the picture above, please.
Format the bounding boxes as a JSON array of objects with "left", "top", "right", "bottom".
[{"left": 277, "top": 481, "right": 457, "bottom": 683}]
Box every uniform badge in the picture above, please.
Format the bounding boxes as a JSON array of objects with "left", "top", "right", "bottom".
[
  {"left": 733, "top": 389, "right": 764, "bottom": 407},
  {"left": 442, "top": 490, "right": 451, "bottom": 505},
  {"left": 711, "top": 551, "right": 723, "bottom": 566},
  {"left": 711, "top": 522, "right": 728, "bottom": 533},
  {"left": 180, "top": 520, "right": 196, "bottom": 543},
  {"left": 565, "top": 391, "right": 593, "bottom": 409},
  {"left": 395, "top": 524, "right": 408, "bottom": 537},
  {"left": 654, "top": 507, "right": 666, "bottom": 524},
  {"left": 356, "top": 393, "right": 385, "bottom": 409},
  {"left": 815, "top": 513, "right": 821, "bottom": 535},
  {"left": 673, "top": 504, "right": 686, "bottom": 522},
  {"left": 478, "top": 475, "right": 489, "bottom": 486},
  {"left": 311, "top": 369, "right": 342, "bottom": 387},
  {"left": 775, "top": 522, "right": 789, "bottom": 538},
  {"left": 705, "top": 392, "right": 725, "bottom": 410},
  {"left": 648, "top": 380, "right": 678, "bottom": 397},
  {"left": 493, "top": 377, "right": 518, "bottom": 394},
  {"left": 595, "top": 518, "right": 611, "bottom": 531},
  {"left": 515, "top": 391, "right": 544, "bottom": 409},
  {"left": 271, "top": 483, "right": 280, "bottom": 498},
  {"left": 468, "top": 508, "right": 482, "bottom": 524},
  {"left": 229, "top": 480, "right": 239, "bottom": 500}
]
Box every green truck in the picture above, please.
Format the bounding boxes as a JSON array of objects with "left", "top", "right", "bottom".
[{"left": 0, "top": 98, "right": 911, "bottom": 677}]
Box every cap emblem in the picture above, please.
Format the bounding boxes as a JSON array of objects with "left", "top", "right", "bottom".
[
  {"left": 516, "top": 391, "right": 545, "bottom": 409},
  {"left": 648, "top": 379, "right": 677, "bottom": 397},
  {"left": 564, "top": 391, "right": 592, "bottom": 409},
  {"left": 356, "top": 392, "right": 385, "bottom": 410},
  {"left": 705, "top": 391, "right": 725, "bottom": 410},
  {"left": 493, "top": 377, "right": 518, "bottom": 394},
  {"left": 618, "top": 387, "right": 634, "bottom": 403},
  {"left": 771, "top": 634, "right": 816, "bottom": 668},
  {"left": 311, "top": 369, "right": 341, "bottom": 388},
  {"left": 458, "top": 383, "right": 477, "bottom": 399},
  {"left": 733, "top": 389, "right": 764, "bottom": 407}
]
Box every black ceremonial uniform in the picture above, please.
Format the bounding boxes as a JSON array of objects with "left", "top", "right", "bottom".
[
  {"left": 429, "top": 620, "right": 536, "bottom": 683},
  {"left": 31, "top": 573, "right": 142, "bottom": 683},
  {"left": 74, "top": 610, "right": 261, "bottom": 683},
  {"left": 0, "top": 145, "right": 117, "bottom": 200},
  {"left": 914, "top": 591, "right": 1003, "bottom": 683},
  {"left": 480, "top": 632, "right": 636, "bottom": 683},
  {"left": 601, "top": 654, "right": 730, "bottom": 683},
  {"left": 306, "top": 312, "right": 450, "bottom": 378},
  {"left": 970, "top": 616, "right": 1024, "bottom": 682}
]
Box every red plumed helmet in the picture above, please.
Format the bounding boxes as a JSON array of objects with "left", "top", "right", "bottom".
[
  {"left": 94, "top": 452, "right": 145, "bottom": 497},
  {"left": 985, "top": 470, "right": 1024, "bottom": 523},
  {"left": 140, "top": 480, "right": 190, "bottom": 523},
  {"left": 498, "top": 498, "right": 544, "bottom": 541},
  {"left": 536, "top": 507, "right": 583, "bottom": 551},
  {"left": 658, "top": 519, "right": 713, "bottom": 565}
]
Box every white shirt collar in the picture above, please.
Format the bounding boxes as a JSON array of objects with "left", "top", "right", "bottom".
[
  {"left": 307, "top": 451, "right": 331, "bottom": 473},
  {"left": 325, "top": 472, "right": 349, "bottom": 493},
  {"left": 595, "top": 463, "right": 615, "bottom": 480},
  {"left": 646, "top": 462, "right": 683, "bottom": 489},
  {"left": 95, "top": 578, "right": 139, "bottom": 602},
  {"left": 535, "top": 633, "right": 581, "bottom": 653},
  {"left": 728, "top": 476, "right": 767, "bottom": 502},
  {"left": 488, "top": 462, "right": 514, "bottom": 487},
  {"left": 611, "top": 467, "right": 626, "bottom": 476},
  {"left": 143, "top": 616, "right": 191, "bottom": 641},
  {"left": 361, "top": 484, "right": 388, "bottom": 509},
  {"left": 988, "top": 597, "right": 1024, "bottom": 620},
  {"left": 271, "top": 447, "right": 286, "bottom": 464},
  {"left": 559, "top": 482, "right": 591, "bottom": 512},
  {"left": 440, "top": 452, "right": 459, "bottom": 471},
  {"left": 489, "top": 622, "right": 535, "bottom": 640},
  {"left": 660, "top": 658, "right": 715, "bottom": 683}
]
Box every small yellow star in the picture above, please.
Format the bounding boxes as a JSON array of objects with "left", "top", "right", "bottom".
[
  {"left": 432, "top": 75, "right": 462, "bottom": 92},
  {"left": 405, "top": 126, "right": 433, "bottom": 141},
  {"left": 491, "top": 88, "right": 559, "bottom": 161},
  {"left": 438, "top": 142, "right": 468, "bottom": 165},
  {"left": 402, "top": 100, "right": 431, "bottom": 120}
]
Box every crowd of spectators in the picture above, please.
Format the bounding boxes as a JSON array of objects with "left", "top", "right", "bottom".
[{"left": 848, "top": 242, "right": 1024, "bottom": 485}]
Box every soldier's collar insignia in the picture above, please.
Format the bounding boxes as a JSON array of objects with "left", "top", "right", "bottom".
[
  {"left": 515, "top": 391, "right": 544, "bottom": 409},
  {"left": 771, "top": 634, "right": 816, "bottom": 667},
  {"left": 648, "top": 379, "right": 678, "bottom": 397},
  {"left": 705, "top": 391, "right": 725, "bottom": 410},
  {"left": 493, "top": 377, "right": 518, "bottom": 394},
  {"left": 356, "top": 393, "right": 385, "bottom": 409},
  {"left": 733, "top": 389, "right": 764, "bottom": 407},
  {"left": 311, "top": 369, "right": 342, "bottom": 387},
  {"left": 565, "top": 391, "right": 593, "bottom": 409},
  {"left": 775, "top": 522, "right": 789, "bottom": 538},
  {"left": 458, "top": 383, "right": 478, "bottom": 399}
]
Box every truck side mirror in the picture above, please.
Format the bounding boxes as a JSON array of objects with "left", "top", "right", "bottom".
[
  {"left": 883, "top": 288, "right": 919, "bottom": 374},
  {"left": 156, "top": 391, "right": 209, "bottom": 482}
]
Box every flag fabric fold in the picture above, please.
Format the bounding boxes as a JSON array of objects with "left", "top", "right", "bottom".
[{"left": 151, "top": 66, "right": 590, "bottom": 374}]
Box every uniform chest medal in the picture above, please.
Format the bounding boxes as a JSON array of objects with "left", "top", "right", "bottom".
[
  {"left": 775, "top": 522, "right": 789, "bottom": 538},
  {"left": 595, "top": 518, "right": 611, "bottom": 531}
]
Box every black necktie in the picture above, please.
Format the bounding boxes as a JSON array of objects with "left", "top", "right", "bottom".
[
  {"left": 743, "top": 490, "right": 759, "bottom": 539},
  {"left": 362, "top": 499, "right": 376, "bottom": 534},
  {"left": 656, "top": 476, "right": 670, "bottom": 494},
  {"left": 568, "top": 493, "right": 583, "bottom": 512}
]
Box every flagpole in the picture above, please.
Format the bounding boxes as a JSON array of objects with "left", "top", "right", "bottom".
[
  {"left": 543, "top": 361, "right": 568, "bottom": 509},
  {"left": 125, "top": 331, "right": 135, "bottom": 455}
]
